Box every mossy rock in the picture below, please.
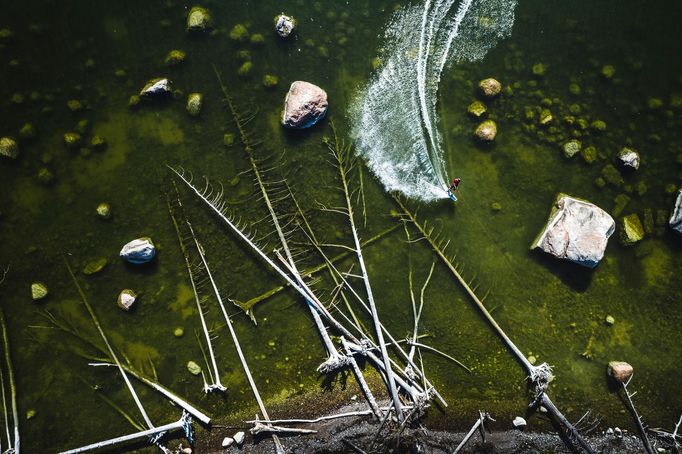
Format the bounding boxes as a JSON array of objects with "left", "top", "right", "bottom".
[
  {"left": 467, "top": 100, "right": 487, "bottom": 118},
  {"left": 619, "top": 213, "right": 644, "bottom": 246},
  {"left": 582, "top": 145, "right": 597, "bottom": 164}
]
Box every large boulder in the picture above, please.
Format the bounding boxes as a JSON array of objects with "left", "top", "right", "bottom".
[
  {"left": 282, "top": 81, "right": 328, "bottom": 129},
  {"left": 531, "top": 194, "right": 615, "bottom": 268},
  {"left": 120, "top": 237, "right": 156, "bottom": 264},
  {"left": 670, "top": 190, "right": 682, "bottom": 235}
]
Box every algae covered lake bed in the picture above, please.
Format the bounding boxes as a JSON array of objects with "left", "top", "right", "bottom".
[{"left": 0, "top": 0, "right": 681, "bottom": 452}]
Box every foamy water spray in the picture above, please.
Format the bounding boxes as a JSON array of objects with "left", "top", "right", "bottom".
[{"left": 350, "top": 0, "right": 517, "bottom": 202}]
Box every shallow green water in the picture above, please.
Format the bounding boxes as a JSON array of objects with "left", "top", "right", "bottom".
[{"left": 0, "top": 0, "right": 681, "bottom": 451}]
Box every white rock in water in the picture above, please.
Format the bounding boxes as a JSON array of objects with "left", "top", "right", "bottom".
[
  {"left": 233, "top": 431, "right": 245, "bottom": 445},
  {"left": 187, "top": 360, "right": 202, "bottom": 376},
  {"left": 139, "top": 78, "right": 172, "bottom": 98},
  {"left": 117, "top": 289, "right": 137, "bottom": 311},
  {"left": 0, "top": 137, "right": 19, "bottom": 159},
  {"left": 618, "top": 147, "right": 640, "bottom": 170},
  {"left": 186, "top": 6, "right": 212, "bottom": 32},
  {"left": 532, "top": 193, "right": 615, "bottom": 268},
  {"left": 120, "top": 237, "right": 156, "bottom": 264},
  {"left": 512, "top": 416, "right": 527, "bottom": 429},
  {"left": 669, "top": 190, "right": 682, "bottom": 236},
  {"left": 186, "top": 92, "right": 203, "bottom": 116},
  {"left": 275, "top": 14, "right": 295, "bottom": 38},
  {"left": 282, "top": 81, "right": 328, "bottom": 129},
  {"left": 221, "top": 437, "right": 234, "bottom": 448},
  {"left": 31, "top": 282, "right": 49, "bottom": 301}
]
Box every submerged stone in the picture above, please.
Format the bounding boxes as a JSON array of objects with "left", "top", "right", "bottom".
[
  {"left": 139, "top": 78, "right": 172, "bottom": 98},
  {"left": 618, "top": 147, "right": 640, "bottom": 170},
  {"left": 467, "top": 100, "right": 487, "bottom": 118},
  {"left": 96, "top": 202, "right": 111, "bottom": 219},
  {"left": 91, "top": 135, "right": 106, "bottom": 150},
  {"left": 19, "top": 123, "right": 36, "bottom": 140},
  {"left": 601, "top": 164, "right": 624, "bottom": 187},
  {"left": 605, "top": 315, "right": 615, "bottom": 326},
  {"left": 186, "top": 6, "right": 212, "bottom": 32},
  {"left": 582, "top": 145, "right": 597, "bottom": 164},
  {"left": 669, "top": 190, "right": 682, "bottom": 235},
  {"left": 83, "top": 258, "right": 107, "bottom": 275},
  {"left": 591, "top": 119, "right": 607, "bottom": 132},
  {"left": 607, "top": 361, "right": 633, "bottom": 383},
  {"left": 237, "top": 61, "right": 252, "bottom": 77},
  {"left": 562, "top": 139, "right": 581, "bottom": 158},
  {"left": 165, "top": 49, "right": 186, "bottom": 66},
  {"left": 282, "top": 81, "right": 328, "bottom": 129},
  {"left": 275, "top": 14, "right": 296, "bottom": 38},
  {"left": 117, "top": 289, "right": 137, "bottom": 311},
  {"left": 63, "top": 132, "right": 82, "bottom": 149},
  {"left": 186, "top": 92, "right": 203, "bottom": 116},
  {"left": 229, "top": 24, "right": 249, "bottom": 42},
  {"left": 66, "top": 99, "right": 84, "bottom": 113},
  {"left": 531, "top": 193, "right": 615, "bottom": 268},
  {"left": 37, "top": 167, "right": 54, "bottom": 186},
  {"left": 619, "top": 213, "right": 644, "bottom": 246},
  {"left": 31, "top": 282, "right": 49, "bottom": 301},
  {"left": 539, "top": 109, "right": 553, "bottom": 126},
  {"left": 120, "top": 237, "right": 156, "bottom": 264},
  {"left": 474, "top": 119, "right": 497, "bottom": 142},
  {"left": 262, "top": 74, "right": 279, "bottom": 88},
  {"left": 187, "top": 360, "right": 202, "bottom": 375},
  {"left": 612, "top": 194, "right": 631, "bottom": 218},
  {"left": 250, "top": 33, "right": 265, "bottom": 44},
  {"left": 601, "top": 65, "right": 616, "bottom": 79},
  {"left": 531, "top": 62, "right": 546, "bottom": 77},
  {"left": 478, "top": 78, "right": 501, "bottom": 98},
  {"left": 0, "top": 137, "right": 19, "bottom": 159}
]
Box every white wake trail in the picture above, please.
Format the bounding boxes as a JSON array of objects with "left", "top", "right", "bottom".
[{"left": 350, "top": 0, "right": 517, "bottom": 202}]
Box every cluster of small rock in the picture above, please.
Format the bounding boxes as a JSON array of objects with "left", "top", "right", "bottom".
[{"left": 469, "top": 78, "right": 502, "bottom": 143}]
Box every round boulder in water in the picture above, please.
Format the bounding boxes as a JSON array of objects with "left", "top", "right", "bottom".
[
  {"left": 120, "top": 237, "right": 156, "bottom": 264},
  {"left": 274, "top": 14, "right": 295, "bottom": 38},
  {"left": 282, "top": 81, "right": 328, "bottom": 129},
  {"left": 478, "top": 78, "right": 502, "bottom": 98},
  {"left": 474, "top": 119, "right": 497, "bottom": 142}
]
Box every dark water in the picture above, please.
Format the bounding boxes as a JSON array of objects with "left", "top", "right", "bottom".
[{"left": 0, "top": 0, "right": 681, "bottom": 451}]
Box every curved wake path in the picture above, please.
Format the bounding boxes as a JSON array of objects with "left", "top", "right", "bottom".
[{"left": 350, "top": 0, "right": 517, "bottom": 202}]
